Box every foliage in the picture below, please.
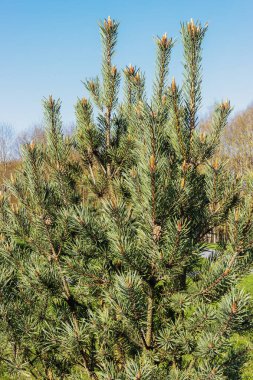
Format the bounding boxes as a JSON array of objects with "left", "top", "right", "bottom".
[
  {"left": 228, "top": 274, "right": 253, "bottom": 380},
  {"left": 0, "top": 17, "right": 252, "bottom": 380}
]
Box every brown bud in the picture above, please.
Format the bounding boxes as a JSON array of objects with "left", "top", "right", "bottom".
[
  {"left": 158, "top": 33, "right": 172, "bottom": 49},
  {"left": 171, "top": 77, "right": 176, "bottom": 93},
  {"left": 89, "top": 81, "right": 96, "bottom": 91},
  {"left": 111, "top": 65, "right": 117, "bottom": 77},
  {"left": 108, "top": 16, "right": 112, "bottom": 27},
  {"left": 162, "top": 95, "right": 167, "bottom": 105},
  {"left": 187, "top": 18, "right": 197, "bottom": 36},
  {"left": 149, "top": 154, "right": 156, "bottom": 172},
  {"left": 160, "top": 33, "right": 168, "bottom": 46},
  {"left": 135, "top": 72, "right": 140, "bottom": 82},
  {"left": 182, "top": 160, "right": 187, "bottom": 172},
  {"left": 221, "top": 99, "right": 230, "bottom": 111},
  {"left": 224, "top": 268, "right": 230, "bottom": 276},
  {"left": 234, "top": 208, "right": 239, "bottom": 222},
  {"left": 11, "top": 203, "right": 18, "bottom": 213},
  {"left": 177, "top": 221, "right": 182, "bottom": 232},
  {"left": 44, "top": 217, "right": 52, "bottom": 226},
  {"left": 231, "top": 302, "right": 237, "bottom": 314},
  {"left": 30, "top": 140, "right": 35, "bottom": 150},
  {"left": 213, "top": 159, "right": 219, "bottom": 170},
  {"left": 181, "top": 177, "right": 185, "bottom": 189},
  {"left": 81, "top": 97, "right": 88, "bottom": 107},
  {"left": 150, "top": 111, "right": 157, "bottom": 119},
  {"left": 128, "top": 64, "right": 135, "bottom": 75},
  {"left": 48, "top": 95, "right": 54, "bottom": 109},
  {"left": 161, "top": 32, "right": 167, "bottom": 42},
  {"left": 104, "top": 15, "right": 113, "bottom": 29},
  {"left": 153, "top": 224, "right": 161, "bottom": 242}
]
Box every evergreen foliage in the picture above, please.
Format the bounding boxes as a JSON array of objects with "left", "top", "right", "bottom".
[{"left": 0, "top": 17, "right": 252, "bottom": 380}]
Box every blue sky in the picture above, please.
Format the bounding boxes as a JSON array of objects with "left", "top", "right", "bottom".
[{"left": 0, "top": 0, "right": 252, "bottom": 133}]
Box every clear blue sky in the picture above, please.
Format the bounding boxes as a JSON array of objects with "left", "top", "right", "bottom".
[{"left": 0, "top": 0, "right": 252, "bottom": 133}]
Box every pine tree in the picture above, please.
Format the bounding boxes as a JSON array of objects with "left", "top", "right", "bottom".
[{"left": 0, "top": 17, "right": 252, "bottom": 380}]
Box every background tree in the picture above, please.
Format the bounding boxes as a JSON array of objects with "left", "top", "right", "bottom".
[
  {"left": 200, "top": 103, "right": 253, "bottom": 176},
  {"left": 0, "top": 123, "right": 14, "bottom": 165},
  {"left": 0, "top": 123, "right": 16, "bottom": 184}
]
